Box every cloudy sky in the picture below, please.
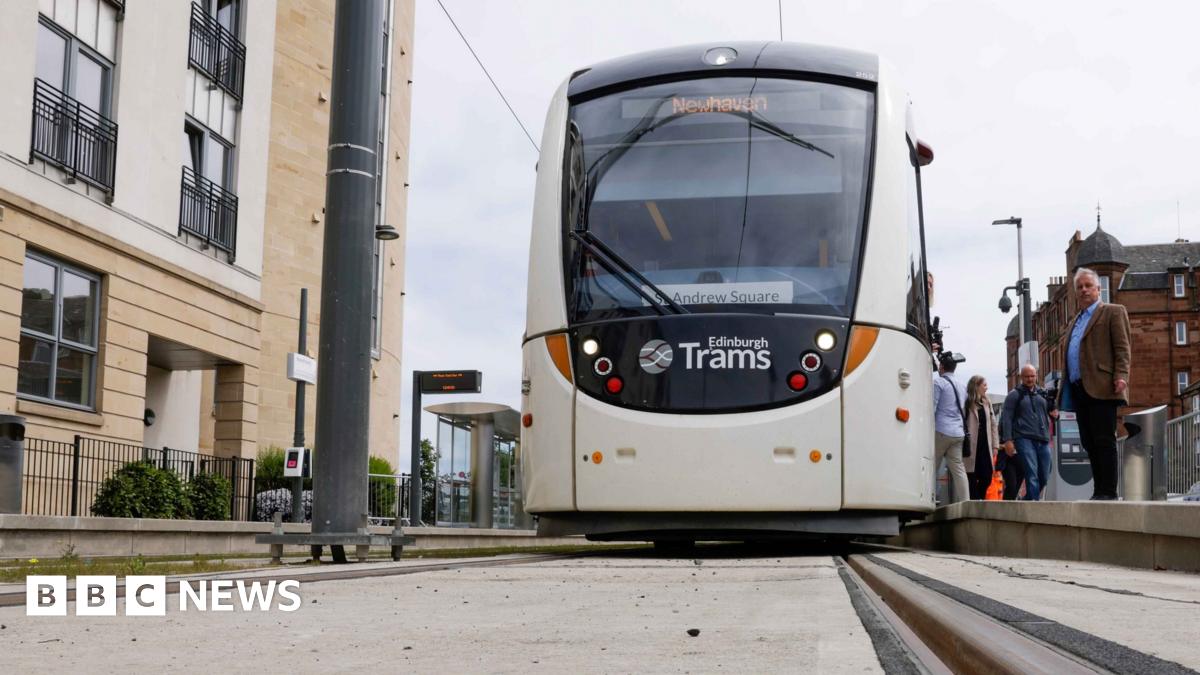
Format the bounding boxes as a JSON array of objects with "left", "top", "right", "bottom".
[{"left": 395, "top": 0, "right": 1200, "bottom": 470}]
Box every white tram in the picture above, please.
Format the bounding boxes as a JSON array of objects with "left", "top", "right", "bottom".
[{"left": 519, "top": 42, "right": 936, "bottom": 542}]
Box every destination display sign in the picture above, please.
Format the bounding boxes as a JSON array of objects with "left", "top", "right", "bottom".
[
  {"left": 419, "top": 370, "right": 482, "bottom": 394},
  {"left": 640, "top": 281, "right": 794, "bottom": 306}
]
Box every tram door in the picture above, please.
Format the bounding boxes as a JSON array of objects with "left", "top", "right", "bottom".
[{"left": 1047, "top": 412, "right": 1093, "bottom": 500}]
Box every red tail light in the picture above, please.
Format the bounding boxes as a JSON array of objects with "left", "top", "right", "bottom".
[
  {"left": 605, "top": 376, "right": 624, "bottom": 394},
  {"left": 787, "top": 372, "right": 808, "bottom": 391}
]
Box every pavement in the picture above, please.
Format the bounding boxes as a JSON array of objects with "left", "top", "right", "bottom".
[
  {"left": 874, "top": 549, "right": 1200, "bottom": 671},
  {"left": 0, "top": 551, "right": 885, "bottom": 673}
]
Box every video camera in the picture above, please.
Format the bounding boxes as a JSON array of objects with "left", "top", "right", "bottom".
[{"left": 930, "top": 316, "right": 965, "bottom": 368}]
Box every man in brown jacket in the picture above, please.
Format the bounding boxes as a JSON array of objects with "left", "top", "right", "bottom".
[{"left": 1058, "top": 267, "right": 1132, "bottom": 500}]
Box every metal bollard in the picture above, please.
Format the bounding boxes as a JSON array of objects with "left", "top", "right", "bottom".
[
  {"left": 0, "top": 415, "right": 26, "bottom": 514},
  {"left": 1120, "top": 405, "right": 1168, "bottom": 501}
]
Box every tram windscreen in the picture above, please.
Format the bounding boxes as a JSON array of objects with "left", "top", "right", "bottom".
[{"left": 565, "top": 77, "right": 874, "bottom": 321}]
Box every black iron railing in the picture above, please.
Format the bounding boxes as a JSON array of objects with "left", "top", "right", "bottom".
[
  {"left": 180, "top": 166, "right": 238, "bottom": 259},
  {"left": 22, "top": 436, "right": 256, "bottom": 521},
  {"left": 30, "top": 79, "right": 119, "bottom": 193},
  {"left": 188, "top": 2, "right": 246, "bottom": 101}
]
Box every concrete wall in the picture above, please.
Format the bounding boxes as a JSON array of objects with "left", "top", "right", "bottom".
[
  {"left": 891, "top": 500, "right": 1200, "bottom": 573},
  {"left": 0, "top": 515, "right": 591, "bottom": 558},
  {"left": 143, "top": 366, "right": 201, "bottom": 451}
]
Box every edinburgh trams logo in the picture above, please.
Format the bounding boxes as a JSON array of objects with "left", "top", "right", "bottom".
[
  {"left": 639, "top": 337, "right": 772, "bottom": 372},
  {"left": 638, "top": 339, "right": 674, "bottom": 374}
]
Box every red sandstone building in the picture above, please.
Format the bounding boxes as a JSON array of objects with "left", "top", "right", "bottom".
[{"left": 1006, "top": 223, "right": 1200, "bottom": 418}]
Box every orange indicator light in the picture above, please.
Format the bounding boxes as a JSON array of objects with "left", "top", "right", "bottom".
[
  {"left": 591, "top": 451, "right": 603, "bottom": 465},
  {"left": 896, "top": 407, "right": 910, "bottom": 423},
  {"left": 809, "top": 450, "right": 822, "bottom": 463}
]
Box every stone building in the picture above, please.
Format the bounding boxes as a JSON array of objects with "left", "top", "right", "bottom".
[
  {"left": 1009, "top": 220, "right": 1200, "bottom": 417},
  {"left": 1, "top": 0, "right": 413, "bottom": 466}
]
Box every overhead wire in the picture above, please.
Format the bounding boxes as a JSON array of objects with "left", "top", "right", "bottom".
[{"left": 434, "top": 0, "right": 540, "bottom": 154}]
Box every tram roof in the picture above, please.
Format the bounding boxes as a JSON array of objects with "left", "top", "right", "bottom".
[{"left": 567, "top": 42, "right": 878, "bottom": 100}]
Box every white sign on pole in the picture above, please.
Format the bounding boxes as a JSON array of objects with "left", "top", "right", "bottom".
[
  {"left": 287, "top": 353, "right": 317, "bottom": 384},
  {"left": 1018, "top": 340, "right": 1040, "bottom": 372}
]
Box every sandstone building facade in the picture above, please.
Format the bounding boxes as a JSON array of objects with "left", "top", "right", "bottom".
[{"left": 1, "top": 0, "right": 412, "bottom": 469}]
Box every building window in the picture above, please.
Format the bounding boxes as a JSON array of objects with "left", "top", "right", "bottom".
[
  {"left": 1177, "top": 321, "right": 1188, "bottom": 345},
  {"left": 32, "top": 17, "right": 118, "bottom": 192},
  {"left": 1099, "top": 275, "right": 1110, "bottom": 303},
  {"left": 179, "top": 118, "right": 238, "bottom": 258},
  {"left": 1179, "top": 371, "right": 1190, "bottom": 395},
  {"left": 1174, "top": 274, "right": 1186, "bottom": 298},
  {"left": 188, "top": 0, "right": 245, "bottom": 101},
  {"left": 18, "top": 252, "right": 101, "bottom": 409}
]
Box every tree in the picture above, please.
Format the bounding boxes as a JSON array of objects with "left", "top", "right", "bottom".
[{"left": 419, "top": 438, "right": 438, "bottom": 523}]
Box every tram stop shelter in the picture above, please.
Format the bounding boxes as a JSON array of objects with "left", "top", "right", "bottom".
[{"left": 424, "top": 402, "right": 528, "bottom": 529}]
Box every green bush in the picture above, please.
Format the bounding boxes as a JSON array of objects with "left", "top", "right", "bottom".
[
  {"left": 368, "top": 455, "right": 396, "bottom": 518},
  {"left": 91, "top": 462, "right": 192, "bottom": 519},
  {"left": 186, "top": 472, "right": 232, "bottom": 520}
]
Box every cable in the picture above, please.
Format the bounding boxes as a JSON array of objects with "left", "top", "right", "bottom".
[{"left": 435, "top": 0, "right": 540, "bottom": 154}]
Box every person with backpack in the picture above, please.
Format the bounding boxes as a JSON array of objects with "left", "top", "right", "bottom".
[
  {"left": 1000, "top": 363, "right": 1058, "bottom": 501},
  {"left": 932, "top": 351, "right": 969, "bottom": 504}
]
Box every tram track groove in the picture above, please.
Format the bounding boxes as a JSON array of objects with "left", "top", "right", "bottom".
[{"left": 846, "top": 554, "right": 1100, "bottom": 674}]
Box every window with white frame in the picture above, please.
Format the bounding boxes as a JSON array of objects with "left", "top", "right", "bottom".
[
  {"left": 18, "top": 252, "right": 101, "bottom": 409},
  {"left": 1177, "top": 321, "right": 1188, "bottom": 345},
  {"left": 1174, "top": 274, "right": 1186, "bottom": 298},
  {"left": 1099, "top": 275, "right": 1110, "bottom": 303},
  {"left": 1179, "top": 370, "right": 1190, "bottom": 395}
]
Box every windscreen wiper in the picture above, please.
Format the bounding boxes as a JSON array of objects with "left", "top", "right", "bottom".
[
  {"left": 730, "top": 111, "right": 835, "bottom": 159},
  {"left": 570, "top": 230, "right": 689, "bottom": 315}
]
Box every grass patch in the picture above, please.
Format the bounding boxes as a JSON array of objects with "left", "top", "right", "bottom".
[
  {"left": 0, "top": 546, "right": 260, "bottom": 583},
  {"left": 0, "top": 543, "right": 649, "bottom": 582}
]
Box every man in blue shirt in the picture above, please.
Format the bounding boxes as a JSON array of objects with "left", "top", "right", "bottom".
[{"left": 932, "top": 352, "right": 969, "bottom": 504}]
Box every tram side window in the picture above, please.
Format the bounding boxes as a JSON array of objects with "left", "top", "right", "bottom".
[{"left": 905, "top": 139, "right": 929, "bottom": 341}]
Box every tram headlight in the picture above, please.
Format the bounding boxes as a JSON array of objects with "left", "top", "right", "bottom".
[
  {"left": 582, "top": 338, "right": 600, "bottom": 355},
  {"left": 703, "top": 47, "right": 738, "bottom": 66},
  {"left": 815, "top": 330, "right": 836, "bottom": 352}
]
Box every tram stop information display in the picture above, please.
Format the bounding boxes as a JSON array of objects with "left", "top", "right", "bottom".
[{"left": 419, "top": 370, "right": 482, "bottom": 394}]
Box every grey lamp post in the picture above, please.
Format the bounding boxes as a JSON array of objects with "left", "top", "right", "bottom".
[{"left": 993, "top": 217, "right": 1032, "bottom": 345}]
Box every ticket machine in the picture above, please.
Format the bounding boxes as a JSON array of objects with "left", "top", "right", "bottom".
[{"left": 1046, "top": 411, "right": 1093, "bottom": 500}]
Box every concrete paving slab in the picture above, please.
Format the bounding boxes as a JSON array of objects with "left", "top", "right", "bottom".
[
  {"left": 875, "top": 550, "right": 1200, "bottom": 670},
  {"left": 0, "top": 552, "right": 886, "bottom": 673}
]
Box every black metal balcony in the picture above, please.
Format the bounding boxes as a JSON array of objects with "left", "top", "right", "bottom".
[
  {"left": 180, "top": 166, "right": 238, "bottom": 260},
  {"left": 188, "top": 3, "right": 246, "bottom": 101},
  {"left": 30, "top": 79, "right": 119, "bottom": 193}
]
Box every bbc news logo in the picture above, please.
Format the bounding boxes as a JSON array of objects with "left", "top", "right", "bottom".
[{"left": 27, "top": 576, "right": 302, "bottom": 616}]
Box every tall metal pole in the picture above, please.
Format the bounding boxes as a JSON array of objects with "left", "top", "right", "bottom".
[
  {"left": 291, "top": 288, "right": 307, "bottom": 524},
  {"left": 1016, "top": 221, "right": 1028, "bottom": 345},
  {"left": 312, "top": 0, "right": 385, "bottom": 536},
  {"left": 410, "top": 371, "right": 422, "bottom": 525}
]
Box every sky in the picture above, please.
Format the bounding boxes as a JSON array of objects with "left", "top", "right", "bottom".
[{"left": 395, "top": 0, "right": 1200, "bottom": 470}]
